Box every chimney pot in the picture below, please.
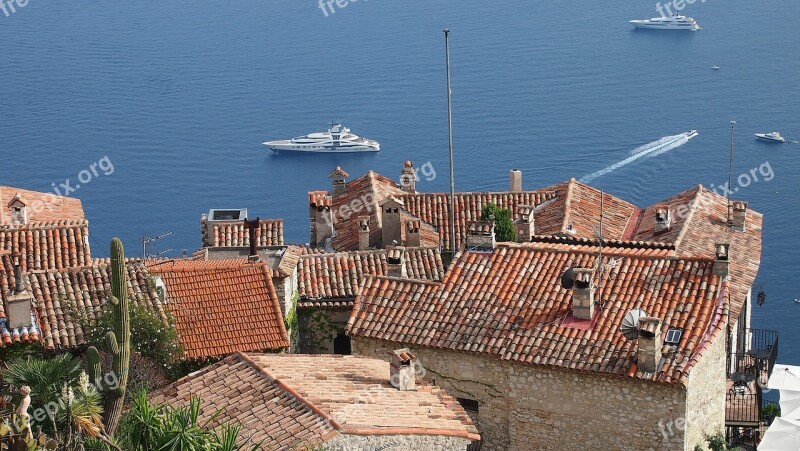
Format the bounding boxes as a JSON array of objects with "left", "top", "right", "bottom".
[
  {"left": 637, "top": 317, "right": 663, "bottom": 374},
  {"left": 731, "top": 201, "right": 748, "bottom": 231},
  {"left": 245, "top": 217, "right": 260, "bottom": 261},
  {"left": 466, "top": 220, "right": 496, "bottom": 251},
  {"left": 713, "top": 242, "right": 730, "bottom": 278},
  {"left": 386, "top": 246, "right": 407, "bottom": 278},
  {"left": 400, "top": 161, "right": 416, "bottom": 193},
  {"left": 405, "top": 220, "right": 421, "bottom": 247},
  {"left": 390, "top": 348, "right": 417, "bottom": 391},
  {"left": 380, "top": 198, "right": 404, "bottom": 249},
  {"left": 515, "top": 205, "right": 535, "bottom": 243},
  {"left": 653, "top": 205, "right": 671, "bottom": 235},
  {"left": 509, "top": 169, "right": 522, "bottom": 192},
  {"left": 571, "top": 268, "right": 595, "bottom": 320},
  {"left": 329, "top": 166, "right": 350, "bottom": 196},
  {"left": 358, "top": 216, "right": 371, "bottom": 251}
]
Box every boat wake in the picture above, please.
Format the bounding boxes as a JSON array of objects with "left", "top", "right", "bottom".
[{"left": 579, "top": 131, "right": 697, "bottom": 183}]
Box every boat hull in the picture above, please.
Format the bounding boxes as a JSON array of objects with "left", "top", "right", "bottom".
[
  {"left": 263, "top": 142, "right": 380, "bottom": 153},
  {"left": 629, "top": 21, "right": 700, "bottom": 31},
  {"left": 754, "top": 135, "right": 785, "bottom": 143}
]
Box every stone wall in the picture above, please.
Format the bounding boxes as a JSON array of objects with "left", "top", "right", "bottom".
[
  {"left": 684, "top": 333, "right": 727, "bottom": 449},
  {"left": 353, "top": 337, "right": 697, "bottom": 451},
  {"left": 324, "top": 433, "right": 473, "bottom": 450},
  {"left": 298, "top": 307, "right": 351, "bottom": 354}
]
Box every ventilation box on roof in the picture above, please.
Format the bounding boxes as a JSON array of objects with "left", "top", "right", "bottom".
[{"left": 207, "top": 209, "right": 248, "bottom": 222}]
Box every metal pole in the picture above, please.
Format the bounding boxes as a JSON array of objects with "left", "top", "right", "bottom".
[
  {"left": 728, "top": 120, "right": 735, "bottom": 227},
  {"left": 444, "top": 29, "right": 456, "bottom": 255}
]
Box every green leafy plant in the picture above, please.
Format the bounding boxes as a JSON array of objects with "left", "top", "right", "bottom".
[
  {"left": 703, "top": 430, "right": 728, "bottom": 451},
  {"left": 761, "top": 403, "right": 781, "bottom": 424},
  {"left": 481, "top": 203, "right": 516, "bottom": 242}
]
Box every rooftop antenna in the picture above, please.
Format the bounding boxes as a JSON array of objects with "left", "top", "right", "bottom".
[
  {"left": 141, "top": 231, "right": 172, "bottom": 259},
  {"left": 146, "top": 248, "right": 173, "bottom": 259},
  {"left": 727, "top": 120, "right": 735, "bottom": 227},
  {"left": 444, "top": 29, "right": 456, "bottom": 255}
]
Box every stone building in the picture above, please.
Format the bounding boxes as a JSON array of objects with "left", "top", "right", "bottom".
[
  {"left": 151, "top": 352, "right": 480, "bottom": 450},
  {"left": 347, "top": 230, "right": 761, "bottom": 450}
]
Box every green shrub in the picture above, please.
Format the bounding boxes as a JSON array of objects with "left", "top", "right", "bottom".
[{"left": 481, "top": 203, "right": 517, "bottom": 242}]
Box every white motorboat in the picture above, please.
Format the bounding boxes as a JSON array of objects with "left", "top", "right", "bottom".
[
  {"left": 629, "top": 15, "right": 701, "bottom": 31},
  {"left": 754, "top": 132, "right": 785, "bottom": 143},
  {"left": 263, "top": 123, "right": 380, "bottom": 153}
]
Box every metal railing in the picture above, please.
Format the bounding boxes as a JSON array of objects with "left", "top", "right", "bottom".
[{"left": 726, "top": 390, "right": 761, "bottom": 425}]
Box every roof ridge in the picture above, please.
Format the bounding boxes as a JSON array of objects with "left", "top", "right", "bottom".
[
  {"left": 671, "top": 185, "right": 704, "bottom": 251},
  {"left": 560, "top": 178, "right": 576, "bottom": 234},
  {"left": 235, "top": 352, "right": 343, "bottom": 430}
]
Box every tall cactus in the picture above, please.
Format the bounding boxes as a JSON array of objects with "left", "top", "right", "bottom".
[{"left": 87, "top": 237, "right": 130, "bottom": 436}]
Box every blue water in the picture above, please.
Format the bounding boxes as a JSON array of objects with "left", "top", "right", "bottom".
[{"left": 2, "top": 1, "right": 799, "bottom": 361}]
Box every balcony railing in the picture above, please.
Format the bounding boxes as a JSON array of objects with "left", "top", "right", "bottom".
[{"left": 728, "top": 328, "right": 779, "bottom": 384}]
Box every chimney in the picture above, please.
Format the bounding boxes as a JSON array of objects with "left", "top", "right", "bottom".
[
  {"left": 390, "top": 348, "right": 417, "bottom": 391},
  {"left": 515, "top": 205, "right": 535, "bottom": 243},
  {"left": 713, "top": 242, "right": 730, "bottom": 278},
  {"left": 405, "top": 220, "right": 421, "bottom": 247},
  {"left": 309, "top": 192, "right": 333, "bottom": 248},
  {"left": 5, "top": 261, "right": 33, "bottom": 330},
  {"left": 380, "top": 197, "right": 404, "bottom": 248},
  {"left": 571, "top": 268, "right": 595, "bottom": 320},
  {"left": 358, "top": 216, "right": 371, "bottom": 251},
  {"left": 466, "top": 221, "right": 496, "bottom": 251},
  {"left": 244, "top": 217, "right": 260, "bottom": 262},
  {"left": 653, "top": 205, "right": 671, "bottom": 235},
  {"left": 731, "top": 201, "right": 748, "bottom": 231},
  {"left": 386, "top": 247, "right": 407, "bottom": 278},
  {"left": 637, "top": 317, "right": 663, "bottom": 374},
  {"left": 329, "top": 166, "right": 350, "bottom": 197},
  {"left": 400, "top": 161, "right": 416, "bottom": 193},
  {"left": 509, "top": 169, "right": 522, "bottom": 192}
]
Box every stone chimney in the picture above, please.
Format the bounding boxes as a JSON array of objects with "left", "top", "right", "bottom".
[
  {"left": 572, "top": 268, "right": 595, "bottom": 320},
  {"left": 713, "top": 242, "right": 730, "bottom": 278},
  {"left": 731, "top": 201, "right": 748, "bottom": 231},
  {"left": 380, "top": 197, "right": 404, "bottom": 248},
  {"left": 637, "top": 317, "right": 662, "bottom": 374},
  {"left": 509, "top": 169, "right": 522, "bottom": 192},
  {"left": 5, "top": 261, "right": 33, "bottom": 329},
  {"left": 466, "top": 221, "right": 496, "bottom": 251},
  {"left": 329, "top": 166, "right": 350, "bottom": 197},
  {"left": 358, "top": 216, "right": 371, "bottom": 251},
  {"left": 390, "top": 348, "right": 417, "bottom": 391},
  {"left": 309, "top": 191, "right": 333, "bottom": 248},
  {"left": 244, "top": 217, "right": 260, "bottom": 262},
  {"left": 386, "top": 247, "right": 407, "bottom": 278},
  {"left": 400, "top": 161, "right": 416, "bottom": 193},
  {"left": 653, "top": 205, "right": 671, "bottom": 235},
  {"left": 405, "top": 220, "right": 421, "bottom": 247},
  {"left": 515, "top": 205, "right": 535, "bottom": 243}
]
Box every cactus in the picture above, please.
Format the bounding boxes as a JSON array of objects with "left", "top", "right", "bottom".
[{"left": 87, "top": 238, "right": 130, "bottom": 436}]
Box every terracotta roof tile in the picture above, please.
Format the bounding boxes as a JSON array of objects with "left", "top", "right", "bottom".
[
  {"left": 297, "top": 247, "right": 444, "bottom": 307},
  {"left": 0, "top": 221, "right": 92, "bottom": 271},
  {"left": 146, "top": 259, "right": 289, "bottom": 359},
  {"left": 153, "top": 352, "right": 479, "bottom": 447},
  {"left": 203, "top": 219, "right": 284, "bottom": 247},
  {"left": 0, "top": 186, "right": 86, "bottom": 224},
  {"left": 348, "top": 242, "right": 726, "bottom": 385}
]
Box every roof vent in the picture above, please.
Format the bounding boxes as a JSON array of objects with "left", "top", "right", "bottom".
[
  {"left": 390, "top": 348, "right": 417, "bottom": 391},
  {"left": 620, "top": 308, "right": 648, "bottom": 340}
]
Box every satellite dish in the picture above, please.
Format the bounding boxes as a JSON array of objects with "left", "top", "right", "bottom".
[
  {"left": 560, "top": 268, "right": 575, "bottom": 289},
  {"left": 620, "top": 308, "right": 648, "bottom": 340}
]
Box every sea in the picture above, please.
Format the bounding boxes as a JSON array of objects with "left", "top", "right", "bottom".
[{"left": 1, "top": 0, "right": 799, "bottom": 364}]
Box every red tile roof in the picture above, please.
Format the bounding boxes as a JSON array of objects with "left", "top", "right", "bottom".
[
  {"left": 0, "top": 186, "right": 86, "bottom": 224},
  {"left": 0, "top": 221, "right": 92, "bottom": 271},
  {"left": 152, "top": 352, "right": 479, "bottom": 448},
  {"left": 0, "top": 258, "right": 162, "bottom": 350},
  {"left": 203, "top": 219, "right": 284, "bottom": 247},
  {"left": 297, "top": 247, "right": 444, "bottom": 307},
  {"left": 348, "top": 242, "right": 728, "bottom": 385},
  {"left": 146, "top": 259, "right": 289, "bottom": 359}
]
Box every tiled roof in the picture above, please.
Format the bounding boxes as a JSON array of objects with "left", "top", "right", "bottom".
[
  {"left": 397, "top": 190, "right": 557, "bottom": 251},
  {"left": 0, "top": 251, "right": 40, "bottom": 345},
  {"left": 348, "top": 242, "right": 728, "bottom": 385},
  {"left": 0, "top": 258, "right": 162, "bottom": 350},
  {"left": 192, "top": 245, "right": 304, "bottom": 279},
  {"left": 0, "top": 221, "right": 92, "bottom": 271},
  {"left": 297, "top": 247, "right": 444, "bottom": 307},
  {"left": 328, "top": 171, "right": 406, "bottom": 251},
  {"left": 151, "top": 352, "right": 479, "bottom": 448},
  {"left": 204, "top": 219, "right": 284, "bottom": 247},
  {"left": 146, "top": 259, "right": 289, "bottom": 359},
  {"left": 0, "top": 186, "right": 86, "bottom": 224}
]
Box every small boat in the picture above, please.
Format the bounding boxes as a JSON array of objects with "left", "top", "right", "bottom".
[
  {"left": 754, "top": 132, "right": 786, "bottom": 143},
  {"left": 711, "top": 65, "right": 720, "bottom": 70},
  {"left": 629, "top": 15, "right": 701, "bottom": 31},
  {"left": 263, "top": 123, "right": 380, "bottom": 153}
]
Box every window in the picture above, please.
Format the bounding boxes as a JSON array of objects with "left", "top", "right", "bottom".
[
  {"left": 665, "top": 328, "right": 683, "bottom": 345},
  {"left": 457, "top": 397, "right": 479, "bottom": 413}
]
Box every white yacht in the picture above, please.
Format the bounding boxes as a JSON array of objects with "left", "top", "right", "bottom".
[
  {"left": 629, "top": 15, "right": 701, "bottom": 31},
  {"left": 754, "top": 132, "right": 785, "bottom": 143},
  {"left": 263, "top": 123, "right": 380, "bottom": 153}
]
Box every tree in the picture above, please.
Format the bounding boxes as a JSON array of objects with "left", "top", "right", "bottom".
[{"left": 481, "top": 203, "right": 517, "bottom": 242}]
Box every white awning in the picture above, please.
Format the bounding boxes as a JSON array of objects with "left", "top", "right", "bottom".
[
  {"left": 782, "top": 390, "right": 800, "bottom": 421},
  {"left": 768, "top": 365, "right": 800, "bottom": 391},
  {"left": 758, "top": 417, "right": 800, "bottom": 450}
]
